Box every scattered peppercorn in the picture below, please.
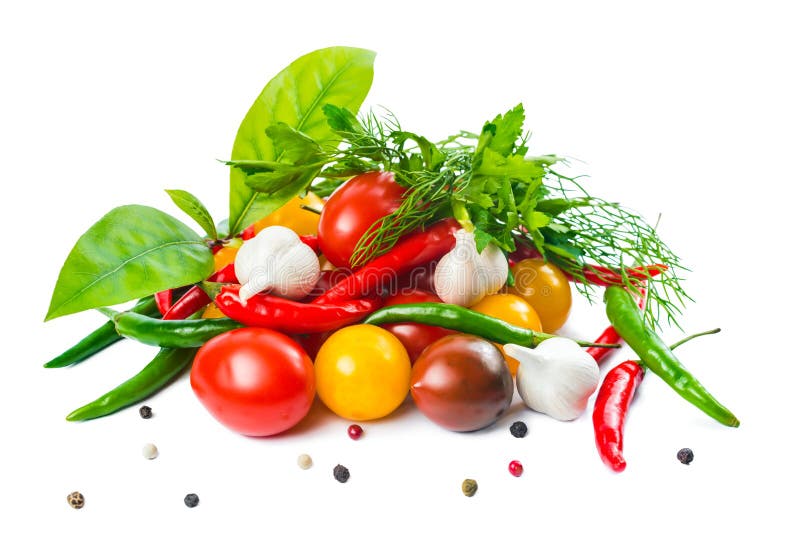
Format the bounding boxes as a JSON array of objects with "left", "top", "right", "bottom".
[
  {"left": 184, "top": 493, "right": 200, "bottom": 508},
  {"left": 142, "top": 443, "right": 158, "bottom": 460},
  {"left": 510, "top": 421, "right": 528, "bottom": 438},
  {"left": 297, "top": 453, "right": 313, "bottom": 470},
  {"left": 67, "top": 491, "right": 84, "bottom": 509},
  {"left": 677, "top": 448, "right": 694, "bottom": 465},
  {"left": 347, "top": 424, "right": 364, "bottom": 440},
  {"left": 333, "top": 464, "right": 350, "bottom": 483},
  {"left": 461, "top": 479, "right": 478, "bottom": 497},
  {"left": 139, "top": 405, "right": 153, "bottom": 419},
  {"left": 508, "top": 460, "right": 524, "bottom": 477}
]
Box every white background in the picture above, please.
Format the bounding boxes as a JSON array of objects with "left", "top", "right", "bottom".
[{"left": 1, "top": 1, "right": 798, "bottom": 532}]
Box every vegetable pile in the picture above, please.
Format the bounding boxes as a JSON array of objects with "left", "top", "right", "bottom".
[{"left": 45, "top": 47, "right": 738, "bottom": 473}]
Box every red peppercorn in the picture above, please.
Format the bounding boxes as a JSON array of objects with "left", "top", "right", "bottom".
[
  {"left": 508, "top": 460, "right": 523, "bottom": 477},
  {"left": 347, "top": 424, "right": 364, "bottom": 440}
]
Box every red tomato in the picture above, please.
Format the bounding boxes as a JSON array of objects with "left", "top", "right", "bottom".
[
  {"left": 381, "top": 289, "right": 454, "bottom": 364},
  {"left": 190, "top": 328, "right": 315, "bottom": 437},
  {"left": 317, "top": 171, "right": 407, "bottom": 268}
]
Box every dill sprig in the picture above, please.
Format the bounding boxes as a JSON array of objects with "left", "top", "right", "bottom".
[{"left": 229, "top": 103, "right": 690, "bottom": 329}]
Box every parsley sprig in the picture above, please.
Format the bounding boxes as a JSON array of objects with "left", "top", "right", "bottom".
[{"left": 227, "top": 104, "right": 689, "bottom": 329}]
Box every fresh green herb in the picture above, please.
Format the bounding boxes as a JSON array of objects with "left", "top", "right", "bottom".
[
  {"left": 165, "top": 189, "right": 218, "bottom": 241},
  {"left": 231, "top": 104, "right": 689, "bottom": 328},
  {"left": 45, "top": 205, "right": 214, "bottom": 321},
  {"left": 227, "top": 46, "right": 376, "bottom": 236}
]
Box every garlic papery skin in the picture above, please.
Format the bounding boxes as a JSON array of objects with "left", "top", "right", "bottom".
[
  {"left": 480, "top": 241, "right": 509, "bottom": 295},
  {"left": 235, "top": 225, "right": 320, "bottom": 303},
  {"left": 504, "top": 338, "right": 600, "bottom": 421},
  {"left": 434, "top": 229, "right": 508, "bottom": 307}
]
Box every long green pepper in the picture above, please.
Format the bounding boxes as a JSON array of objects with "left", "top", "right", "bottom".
[
  {"left": 112, "top": 312, "right": 242, "bottom": 348},
  {"left": 364, "top": 303, "right": 620, "bottom": 348},
  {"left": 604, "top": 285, "right": 739, "bottom": 427},
  {"left": 66, "top": 347, "right": 197, "bottom": 421},
  {"left": 44, "top": 296, "right": 161, "bottom": 368}
]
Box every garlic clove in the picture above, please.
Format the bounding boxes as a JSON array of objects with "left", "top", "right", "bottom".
[
  {"left": 434, "top": 229, "right": 489, "bottom": 307},
  {"left": 234, "top": 225, "right": 321, "bottom": 304},
  {"left": 479, "top": 242, "right": 509, "bottom": 296},
  {"left": 504, "top": 339, "right": 600, "bottom": 421}
]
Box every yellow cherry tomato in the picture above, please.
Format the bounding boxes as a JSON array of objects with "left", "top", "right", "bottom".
[
  {"left": 471, "top": 293, "right": 543, "bottom": 375},
  {"left": 213, "top": 243, "right": 240, "bottom": 272},
  {"left": 509, "top": 258, "right": 572, "bottom": 333},
  {"left": 315, "top": 325, "right": 411, "bottom": 421},
  {"left": 201, "top": 304, "right": 226, "bottom": 319},
  {"left": 253, "top": 192, "right": 324, "bottom": 236}
]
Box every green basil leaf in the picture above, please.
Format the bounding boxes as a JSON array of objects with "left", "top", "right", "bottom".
[
  {"left": 165, "top": 189, "right": 218, "bottom": 240},
  {"left": 228, "top": 46, "right": 376, "bottom": 236},
  {"left": 46, "top": 205, "right": 214, "bottom": 321}
]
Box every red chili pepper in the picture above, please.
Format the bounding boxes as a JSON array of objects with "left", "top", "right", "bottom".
[
  {"left": 592, "top": 360, "right": 645, "bottom": 472},
  {"left": 162, "top": 264, "right": 238, "bottom": 320},
  {"left": 510, "top": 243, "right": 666, "bottom": 286},
  {"left": 214, "top": 284, "right": 381, "bottom": 334},
  {"left": 576, "top": 264, "right": 667, "bottom": 286},
  {"left": 298, "top": 234, "right": 320, "bottom": 254},
  {"left": 314, "top": 218, "right": 460, "bottom": 304},
  {"left": 585, "top": 326, "right": 622, "bottom": 362},
  {"left": 240, "top": 224, "right": 256, "bottom": 240},
  {"left": 154, "top": 290, "right": 173, "bottom": 316}
]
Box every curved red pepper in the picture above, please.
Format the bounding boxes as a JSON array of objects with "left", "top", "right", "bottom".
[
  {"left": 154, "top": 290, "right": 173, "bottom": 316},
  {"left": 593, "top": 360, "right": 644, "bottom": 472},
  {"left": 314, "top": 218, "right": 460, "bottom": 304},
  {"left": 162, "top": 264, "right": 238, "bottom": 320},
  {"left": 215, "top": 284, "right": 382, "bottom": 334}
]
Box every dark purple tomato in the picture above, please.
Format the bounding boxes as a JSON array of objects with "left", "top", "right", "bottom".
[{"left": 410, "top": 334, "right": 513, "bottom": 432}]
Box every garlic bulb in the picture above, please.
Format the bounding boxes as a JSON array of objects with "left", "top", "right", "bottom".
[
  {"left": 434, "top": 229, "right": 509, "bottom": 307},
  {"left": 504, "top": 338, "right": 600, "bottom": 421},
  {"left": 234, "top": 225, "right": 321, "bottom": 303}
]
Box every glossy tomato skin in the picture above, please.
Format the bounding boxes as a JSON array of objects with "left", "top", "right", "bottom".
[
  {"left": 471, "top": 293, "right": 542, "bottom": 376},
  {"left": 190, "top": 328, "right": 315, "bottom": 437},
  {"left": 315, "top": 325, "right": 410, "bottom": 421},
  {"left": 317, "top": 171, "right": 406, "bottom": 268},
  {"left": 411, "top": 334, "right": 513, "bottom": 432},
  {"left": 509, "top": 258, "right": 572, "bottom": 333},
  {"left": 253, "top": 192, "right": 325, "bottom": 236},
  {"left": 381, "top": 289, "right": 454, "bottom": 364}
]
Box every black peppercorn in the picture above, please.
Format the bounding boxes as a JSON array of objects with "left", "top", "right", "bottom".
[
  {"left": 139, "top": 405, "right": 153, "bottom": 419},
  {"left": 184, "top": 493, "right": 200, "bottom": 508},
  {"left": 333, "top": 464, "right": 350, "bottom": 483},
  {"left": 677, "top": 448, "right": 694, "bottom": 465},
  {"left": 510, "top": 421, "right": 528, "bottom": 438}
]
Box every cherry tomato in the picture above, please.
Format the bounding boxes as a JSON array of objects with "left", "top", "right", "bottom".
[
  {"left": 190, "top": 328, "right": 315, "bottom": 437},
  {"left": 509, "top": 258, "right": 572, "bottom": 333},
  {"left": 411, "top": 334, "right": 513, "bottom": 432},
  {"left": 381, "top": 289, "right": 454, "bottom": 364},
  {"left": 471, "top": 293, "right": 542, "bottom": 376},
  {"left": 317, "top": 171, "right": 407, "bottom": 268},
  {"left": 315, "top": 325, "right": 410, "bottom": 421},
  {"left": 253, "top": 192, "right": 325, "bottom": 236},
  {"left": 213, "top": 242, "right": 241, "bottom": 272}
]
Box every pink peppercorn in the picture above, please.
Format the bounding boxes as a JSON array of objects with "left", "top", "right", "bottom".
[
  {"left": 347, "top": 424, "right": 364, "bottom": 440},
  {"left": 508, "top": 460, "right": 523, "bottom": 477}
]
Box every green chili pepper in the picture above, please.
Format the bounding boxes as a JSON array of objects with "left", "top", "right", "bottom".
[
  {"left": 112, "top": 312, "right": 242, "bottom": 348},
  {"left": 44, "top": 296, "right": 160, "bottom": 368},
  {"left": 364, "top": 303, "right": 620, "bottom": 348},
  {"left": 604, "top": 285, "right": 739, "bottom": 427},
  {"left": 66, "top": 347, "right": 196, "bottom": 421}
]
